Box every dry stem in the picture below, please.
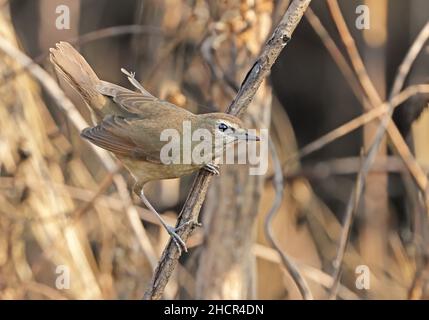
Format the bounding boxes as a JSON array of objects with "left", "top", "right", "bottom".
[{"left": 143, "top": 0, "right": 313, "bottom": 300}]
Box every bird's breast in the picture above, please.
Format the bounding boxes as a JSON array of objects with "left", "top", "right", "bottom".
[{"left": 120, "top": 157, "right": 203, "bottom": 184}]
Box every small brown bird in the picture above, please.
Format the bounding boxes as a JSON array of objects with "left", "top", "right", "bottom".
[{"left": 50, "top": 42, "right": 258, "bottom": 253}]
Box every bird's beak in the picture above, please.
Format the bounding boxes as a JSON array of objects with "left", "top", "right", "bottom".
[{"left": 233, "top": 130, "right": 260, "bottom": 141}]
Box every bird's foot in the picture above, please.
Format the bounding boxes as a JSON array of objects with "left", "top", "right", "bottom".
[
  {"left": 166, "top": 220, "right": 202, "bottom": 254},
  {"left": 204, "top": 163, "right": 220, "bottom": 175},
  {"left": 166, "top": 224, "right": 190, "bottom": 255}
]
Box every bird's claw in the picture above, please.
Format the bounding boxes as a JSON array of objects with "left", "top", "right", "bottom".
[
  {"left": 204, "top": 163, "right": 220, "bottom": 175},
  {"left": 166, "top": 225, "right": 188, "bottom": 254},
  {"left": 166, "top": 220, "right": 202, "bottom": 254}
]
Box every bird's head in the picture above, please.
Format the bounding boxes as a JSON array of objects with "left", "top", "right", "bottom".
[{"left": 196, "top": 113, "right": 260, "bottom": 146}]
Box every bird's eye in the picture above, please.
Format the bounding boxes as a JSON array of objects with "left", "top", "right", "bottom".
[{"left": 218, "top": 123, "right": 228, "bottom": 132}]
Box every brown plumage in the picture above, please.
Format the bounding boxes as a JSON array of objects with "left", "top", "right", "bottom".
[{"left": 50, "top": 41, "right": 258, "bottom": 253}]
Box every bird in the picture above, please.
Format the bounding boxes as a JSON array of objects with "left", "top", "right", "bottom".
[{"left": 50, "top": 41, "right": 259, "bottom": 253}]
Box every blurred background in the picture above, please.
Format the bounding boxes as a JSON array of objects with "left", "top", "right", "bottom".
[{"left": 0, "top": 0, "right": 428, "bottom": 299}]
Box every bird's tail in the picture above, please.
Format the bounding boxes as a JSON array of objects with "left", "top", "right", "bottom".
[{"left": 50, "top": 41, "right": 106, "bottom": 113}]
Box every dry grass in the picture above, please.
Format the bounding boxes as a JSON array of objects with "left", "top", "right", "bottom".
[{"left": 0, "top": 0, "right": 428, "bottom": 300}]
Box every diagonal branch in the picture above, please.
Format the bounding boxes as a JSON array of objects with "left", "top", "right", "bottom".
[
  {"left": 305, "top": 7, "right": 372, "bottom": 110},
  {"left": 296, "top": 84, "right": 429, "bottom": 160},
  {"left": 143, "top": 0, "right": 313, "bottom": 300}
]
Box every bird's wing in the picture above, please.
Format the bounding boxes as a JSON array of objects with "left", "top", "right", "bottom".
[
  {"left": 81, "top": 115, "right": 168, "bottom": 163},
  {"left": 96, "top": 81, "right": 191, "bottom": 118},
  {"left": 113, "top": 92, "right": 164, "bottom": 115},
  {"left": 96, "top": 81, "right": 136, "bottom": 97}
]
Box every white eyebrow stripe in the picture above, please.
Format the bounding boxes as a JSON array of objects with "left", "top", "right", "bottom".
[{"left": 217, "top": 120, "right": 235, "bottom": 128}]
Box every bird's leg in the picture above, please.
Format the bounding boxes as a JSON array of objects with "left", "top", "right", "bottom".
[
  {"left": 204, "top": 163, "right": 220, "bottom": 175},
  {"left": 139, "top": 189, "right": 188, "bottom": 254}
]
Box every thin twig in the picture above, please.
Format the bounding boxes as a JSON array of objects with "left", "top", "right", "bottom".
[
  {"left": 73, "top": 171, "right": 116, "bottom": 220},
  {"left": 252, "top": 244, "right": 359, "bottom": 300},
  {"left": 264, "top": 140, "right": 313, "bottom": 299},
  {"left": 389, "top": 22, "right": 429, "bottom": 100},
  {"left": 326, "top": 0, "right": 381, "bottom": 107},
  {"left": 293, "top": 84, "right": 429, "bottom": 160},
  {"left": 279, "top": 156, "right": 421, "bottom": 182},
  {"left": 0, "top": 25, "right": 164, "bottom": 88},
  {"left": 305, "top": 8, "right": 372, "bottom": 110},
  {"left": 327, "top": 18, "right": 429, "bottom": 298},
  {"left": 143, "top": 0, "right": 313, "bottom": 300}
]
